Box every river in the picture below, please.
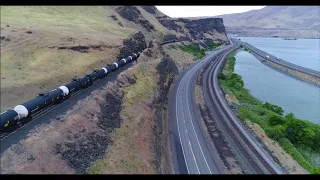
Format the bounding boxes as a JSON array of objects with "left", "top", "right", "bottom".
[
  {"left": 234, "top": 50, "right": 320, "bottom": 124},
  {"left": 237, "top": 37, "right": 320, "bottom": 71}
]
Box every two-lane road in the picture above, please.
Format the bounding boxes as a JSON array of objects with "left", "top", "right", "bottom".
[
  {"left": 169, "top": 47, "right": 231, "bottom": 174},
  {"left": 169, "top": 38, "right": 284, "bottom": 174}
]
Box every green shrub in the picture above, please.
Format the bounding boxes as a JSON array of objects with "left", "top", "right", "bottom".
[
  {"left": 263, "top": 102, "right": 284, "bottom": 116},
  {"left": 207, "top": 42, "right": 221, "bottom": 50},
  {"left": 268, "top": 114, "right": 286, "bottom": 126},
  {"left": 218, "top": 72, "right": 226, "bottom": 80},
  {"left": 265, "top": 125, "right": 285, "bottom": 140},
  {"left": 279, "top": 138, "right": 320, "bottom": 174},
  {"left": 179, "top": 44, "right": 206, "bottom": 60},
  {"left": 220, "top": 49, "right": 320, "bottom": 173},
  {"left": 254, "top": 105, "right": 268, "bottom": 116},
  {"left": 234, "top": 82, "right": 242, "bottom": 90}
]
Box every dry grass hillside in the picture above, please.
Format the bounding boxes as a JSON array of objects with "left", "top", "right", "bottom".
[
  {"left": 216, "top": 6, "right": 320, "bottom": 38},
  {"left": 0, "top": 39, "right": 198, "bottom": 174},
  {"left": 1, "top": 6, "right": 229, "bottom": 112},
  {"left": 1, "top": 6, "right": 129, "bottom": 111},
  {"left": 0, "top": 6, "right": 176, "bottom": 111},
  {"left": 0, "top": 6, "right": 230, "bottom": 174}
]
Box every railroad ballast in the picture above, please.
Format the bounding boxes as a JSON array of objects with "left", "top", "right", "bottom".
[{"left": 0, "top": 51, "right": 142, "bottom": 132}]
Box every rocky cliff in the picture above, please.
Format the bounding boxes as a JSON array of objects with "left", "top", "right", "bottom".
[
  {"left": 111, "top": 6, "right": 229, "bottom": 47},
  {"left": 158, "top": 17, "right": 229, "bottom": 45},
  {"left": 1, "top": 6, "right": 230, "bottom": 174},
  {"left": 1, "top": 5, "right": 229, "bottom": 112}
]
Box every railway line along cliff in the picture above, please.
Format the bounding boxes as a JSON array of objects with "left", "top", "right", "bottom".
[{"left": 0, "top": 6, "right": 229, "bottom": 174}]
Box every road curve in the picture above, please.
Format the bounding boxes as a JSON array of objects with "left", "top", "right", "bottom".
[
  {"left": 201, "top": 38, "right": 285, "bottom": 174},
  {"left": 169, "top": 38, "right": 285, "bottom": 174},
  {"left": 169, "top": 46, "right": 235, "bottom": 174}
]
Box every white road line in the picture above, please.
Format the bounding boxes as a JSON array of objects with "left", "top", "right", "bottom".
[
  {"left": 181, "top": 76, "right": 202, "bottom": 174},
  {"left": 186, "top": 66, "right": 213, "bottom": 174},
  {"left": 173, "top": 50, "right": 225, "bottom": 174},
  {"left": 189, "top": 140, "right": 200, "bottom": 174},
  {"left": 176, "top": 81, "right": 190, "bottom": 174}
]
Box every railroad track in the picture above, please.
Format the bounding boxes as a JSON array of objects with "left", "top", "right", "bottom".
[
  {"left": 0, "top": 61, "right": 137, "bottom": 140},
  {"left": 0, "top": 82, "right": 91, "bottom": 140},
  {"left": 202, "top": 42, "right": 282, "bottom": 174}
]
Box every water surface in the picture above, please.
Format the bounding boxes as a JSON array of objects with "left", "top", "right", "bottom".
[
  {"left": 237, "top": 37, "right": 320, "bottom": 71},
  {"left": 234, "top": 51, "right": 320, "bottom": 124}
]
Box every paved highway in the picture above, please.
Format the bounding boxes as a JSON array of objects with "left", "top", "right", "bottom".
[
  {"left": 169, "top": 38, "right": 285, "bottom": 174},
  {"left": 169, "top": 47, "right": 231, "bottom": 174},
  {"left": 238, "top": 39, "right": 320, "bottom": 78}
]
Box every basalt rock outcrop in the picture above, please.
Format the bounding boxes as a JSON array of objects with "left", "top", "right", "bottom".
[
  {"left": 158, "top": 16, "right": 229, "bottom": 44},
  {"left": 115, "top": 6, "right": 155, "bottom": 32}
]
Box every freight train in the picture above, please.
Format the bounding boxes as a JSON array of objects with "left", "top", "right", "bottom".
[
  {"left": 0, "top": 51, "right": 142, "bottom": 134},
  {"left": 160, "top": 40, "right": 178, "bottom": 45}
]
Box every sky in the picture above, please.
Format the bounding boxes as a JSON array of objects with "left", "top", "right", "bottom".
[{"left": 155, "top": 6, "right": 266, "bottom": 18}]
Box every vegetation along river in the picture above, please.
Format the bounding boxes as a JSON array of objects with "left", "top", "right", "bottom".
[{"left": 234, "top": 50, "right": 320, "bottom": 124}]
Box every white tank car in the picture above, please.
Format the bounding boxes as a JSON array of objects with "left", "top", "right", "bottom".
[
  {"left": 113, "top": 62, "right": 119, "bottom": 69},
  {"left": 101, "top": 67, "right": 108, "bottom": 74},
  {"left": 59, "top": 86, "right": 70, "bottom": 96},
  {"left": 14, "top": 105, "right": 29, "bottom": 118}
]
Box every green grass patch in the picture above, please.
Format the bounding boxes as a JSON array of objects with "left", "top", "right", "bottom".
[
  {"left": 279, "top": 138, "right": 320, "bottom": 174},
  {"left": 207, "top": 42, "right": 221, "bottom": 50},
  {"left": 297, "top": 146, "right": 320, "bottom": 168},
  {"left": 88, "top": 159, "right": 106, "bottom": 174},
  {"left": 179, "top": 42, "right": 221, "bottom": 61},
  {"left": 123, "top": 64, "right": 155, "bottom": 105},
  {"left": 218, "top": 49, "right": 320, "bottom": 173},
  {"left": 179, "top": 44, "right": 206, "bottom": 60}
]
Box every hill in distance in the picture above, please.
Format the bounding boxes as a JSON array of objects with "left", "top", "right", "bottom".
[{"left": 215, "top": 6, "right": 320, "bottom": 38}]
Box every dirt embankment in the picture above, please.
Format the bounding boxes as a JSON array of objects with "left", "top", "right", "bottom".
[
  {"left": 1, "top": 6, "right": 230, "bottom": 112},
  {"left": 153, "top": 54, "right": 179, "bottom": 173},
  {"left": 249, "top": 51, "right": 320, "bottom": 87},
  {"left": 194, "top": 68, "right": 244, "bottom": 174},
  {"left": 0, "top": 59, "right": 153, "bottom": 174},
  {"left": 0, "top": 35, "right": 185, "bottom": 174},
  {"left": 1, "top": 6, "right": 231, "bottom": 174},
  {"left": 0, "top": 72, "right": 132, "bottom": 174},
  {"left": 0, "top": 31, "right": 146, "bottom": 174},
  {"left": 268, "top": 61, "right": 320, "bottom": 87}
]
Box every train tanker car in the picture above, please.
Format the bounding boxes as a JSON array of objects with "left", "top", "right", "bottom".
[{"left": 0, "top": 51, "right": 143, "bottom": 133}]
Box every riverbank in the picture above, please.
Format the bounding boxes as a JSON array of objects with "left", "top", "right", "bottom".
[
  {"left": 243, "top": 48, "right": 320, "bottom": 88},
  {"left": 239, "top": 43, "right": 320, "bottom": 88},
  {"left": 218, "top": 49, "right": 320, "bottom": 174}
]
